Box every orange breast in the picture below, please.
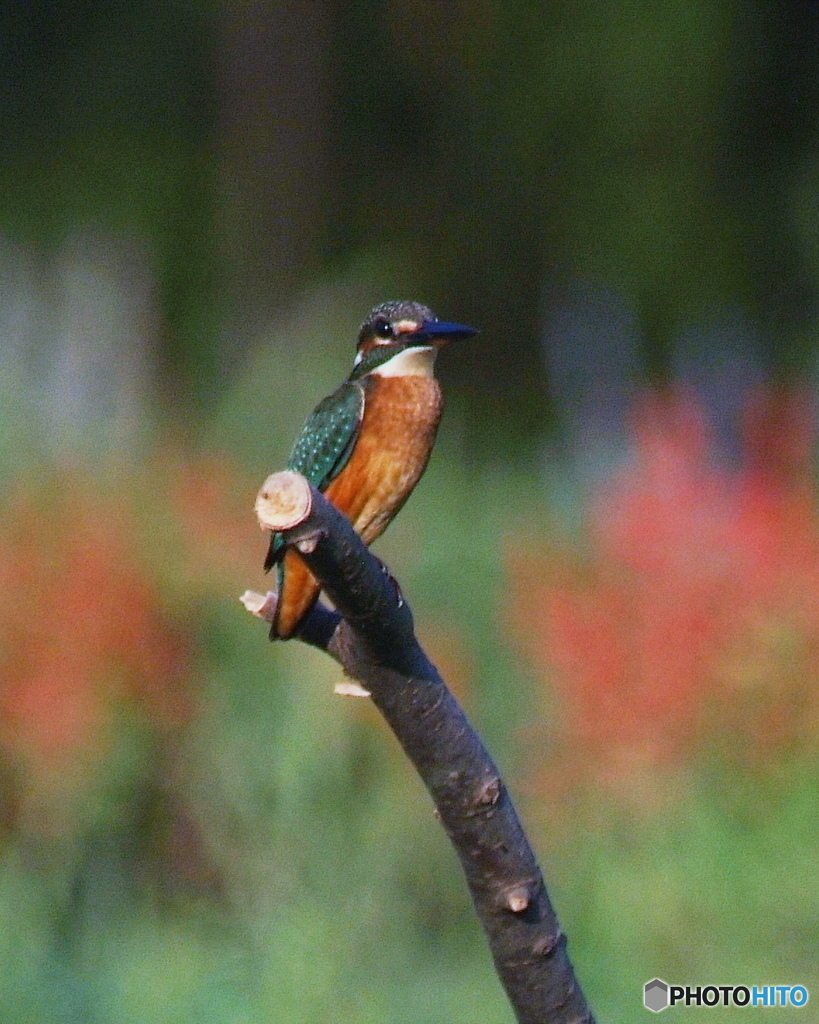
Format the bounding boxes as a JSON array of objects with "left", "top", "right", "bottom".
[{"left": 323, "top": 374, "right": 443, "bottom": 543}]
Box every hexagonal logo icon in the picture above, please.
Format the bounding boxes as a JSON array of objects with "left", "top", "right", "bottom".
[{"left": 644, "top": 978, "right": 670, "bottom": 1013}]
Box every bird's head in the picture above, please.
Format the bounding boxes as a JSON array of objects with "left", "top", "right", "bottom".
[{"left": 349, "top": 300, "right": 477, "bottom": 381}]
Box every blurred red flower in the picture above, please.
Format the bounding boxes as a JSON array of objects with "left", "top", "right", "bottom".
[
  {"left": 0, "top": 471, "right": 193, "bottom": 806},
  {"left": 510, "top": 385, "right": 819, "bottom": 798}
]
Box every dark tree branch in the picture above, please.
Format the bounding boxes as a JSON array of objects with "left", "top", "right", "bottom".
[{"left": 245, "top": 470, "right": 596, "bottom": 1024}]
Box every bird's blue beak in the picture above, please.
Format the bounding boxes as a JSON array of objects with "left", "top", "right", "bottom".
[{"left": 413, "top": 319, "right": 478, "bottom": 343}]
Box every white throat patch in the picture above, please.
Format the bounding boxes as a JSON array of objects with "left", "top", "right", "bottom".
[{"left": 371, "top": 345, "right": 437, "bottom": 378}]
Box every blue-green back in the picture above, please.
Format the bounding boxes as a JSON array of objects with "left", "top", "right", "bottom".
[{"left": 264, "top": 380, "right": 365, "bottom": 571}]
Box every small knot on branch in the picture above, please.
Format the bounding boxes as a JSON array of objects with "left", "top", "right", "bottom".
[
  {"left": 477, "top": 776, "right": 502, "bottom": 807},
  {"left": 255, "top": 471, "right": 312, "bottom": 532},
  {"left": 503, "top": 879, "right": 538, "bottom": 914},
  {"left": 532, "top": 929, "right": 566, "bottom": 960}
]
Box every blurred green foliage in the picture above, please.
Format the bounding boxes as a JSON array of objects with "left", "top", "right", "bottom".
[
  {"left": 1, "top": 2, "right": 818, "bottom": 1022},
  {"left": 5, "top": 2, "right": 819, "bottom": 432},
  {"left": 1, "top": 420, "right": 817, "bottom": 1022}
]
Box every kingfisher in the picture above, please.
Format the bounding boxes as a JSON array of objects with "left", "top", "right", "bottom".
[{"left": 265, "top": 299, "right": 477, "bottom": 639}]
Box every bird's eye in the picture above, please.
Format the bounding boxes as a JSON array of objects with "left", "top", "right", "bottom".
[{"left": 374, "top": 320, "right": 393, "bottom": 340}]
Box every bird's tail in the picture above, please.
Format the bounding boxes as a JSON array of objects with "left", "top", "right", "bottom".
[
  {"left": 264, "top": 531, "right": 286, "bottom": 572},
  {"left": 270, "top": 547, "right": 322, "bottom": 640}
]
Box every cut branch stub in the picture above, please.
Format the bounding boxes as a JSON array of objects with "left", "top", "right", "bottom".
[
  {"left": 255, "top": 470, "right": 313, "bottom": 532},
  {"left": 240, "top": 589, "right": 278, "bottom": 623}
]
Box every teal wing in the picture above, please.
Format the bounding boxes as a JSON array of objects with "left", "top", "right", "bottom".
[
  {"left": 287, "top": 381, "right": 365, "bottom": 487},
  {"left": 265, "top": 381, "right": 365, "bottom": 571}
]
